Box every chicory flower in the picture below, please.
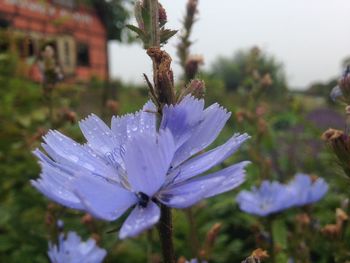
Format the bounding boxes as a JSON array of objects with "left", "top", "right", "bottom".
[
  {"left": 236, "top": 174, "right": 328, "bottom": 217},
  {"left": 32, "top": 96, "right": 250, "bottom": 239},
  {"left": 48, "top": 231, "right": 106, "bottom": 263}
]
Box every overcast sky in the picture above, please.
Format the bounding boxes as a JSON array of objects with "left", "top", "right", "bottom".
[{"left": 108, "top": 0, "right": 350, "bottom": 89}]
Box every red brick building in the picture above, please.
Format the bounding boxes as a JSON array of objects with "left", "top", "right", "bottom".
[{"left": 0, "top": 0, "right": 108, "bottom": 81}]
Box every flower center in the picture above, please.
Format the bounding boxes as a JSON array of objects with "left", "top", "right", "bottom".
[{"left": 136, "top": 192, "right": 150, "bottom": 208}]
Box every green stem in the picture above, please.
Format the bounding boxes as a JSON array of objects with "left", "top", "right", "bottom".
[
  {"left": 267, "top": 217, "right": 276, "bottom": 263},
  {"left": 149, "top": 0, "right": 160, "bottom": 98},
  {"left": 147, "top": 230, "right": 153, "bottom": 263},
  {"left": 149, "top": 0, "right": 160, "bottom": 47},
  {"left": 157, "top": 204, "right": 175, "bottom": 263},
  {"left": 185, "top": 208, "right": 200, "bottom": 259}
]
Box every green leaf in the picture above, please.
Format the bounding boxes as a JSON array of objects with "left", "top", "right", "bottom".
[
  {"left": 126, "top": 25, "right": 145, "bottom": 38},
  {"left": 160, "top": 29, "right": 178, "bottom": 45},
  {"left": 272, "top": 219, "right": 287, "bottom": 249}
]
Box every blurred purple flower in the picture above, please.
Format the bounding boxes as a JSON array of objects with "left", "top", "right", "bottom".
[
  {"left": 236, "top": 174, "right": 328, "bottom": 217},
  {"left": 32, "top": 96, "right": 250, "bottom": 239},
  {"left": 286, "top": 173, "right": 328, "bottom": 206},
  {"left": 186, "top": 259, "right": 208, "bottom": 263},
  {"left": 236, "top": 181, "right": 294, "bottom": 216},
  {"left": 48, "top": 231, "right": 106, "bottom": 263}
]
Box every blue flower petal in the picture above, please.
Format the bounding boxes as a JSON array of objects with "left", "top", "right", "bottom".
[
  {"left": 48, "top": 231, "right": 106, "bottom": 263},
  {"left": 171, "top": 102, "right": 231, "bottom": 167},
  {"left": 111, "top": 100, "right": 157, "bottom": 141},
  {"left": 236, "top": 181, "right": 294, "bottom": 216},
  {"left": 159, "top": 161, "right": 248, "bottom": 208},
  {"left": 31, "top": 149, "right": 84, "bottom": 210},
  {"left": 167, "top": 133, "right": 249, "bottom": 184},
  {"left": 287, "top": 174, "right": 328, "bottom": 206},
  {"left": 74, "top": 174, "right": 137, "bottom": 221},
  {"left": 79, "top": 114, "right": 121, "bottom": 163},
  {"left": 41, "top": 130, "right": 117, "bottom": 182},
  {"left": 125, "top": 129, "right": 175, "bottom": 196},
  {"left": 161, "top": 95, "right": 205, "bottom": 149},
  {"left": 119, "top": 201, "right": 160, "bottom": 239}
]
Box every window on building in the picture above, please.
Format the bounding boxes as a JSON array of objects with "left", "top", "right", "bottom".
[
  {"left": 64, "top": 41, "right": 70, "bottom": 66},
  {"left": 0, "top": 38, "right": 9, "bottom": 53},
  {"left": 77, "top": 43, "right": 90, "bottom": 67},
  {"left": 0, "top": 17, "right": 10, "bottom": 29},
  {"left": 52, "top": 0, "right": 76, "bottom": 9},
  {"left": 18, "top": 37, "right": 36, "bottom": 58}
]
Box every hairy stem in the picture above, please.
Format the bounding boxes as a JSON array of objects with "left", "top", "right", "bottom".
[
  {"left": 149, "top": 0, "right": 160, "bottom": 47},
  {"left": 158, "top": 204, "right": 175, "bottom": 263},
  {"left": 149, "top": 0, "right": 160, "bottom": 98},
  {"left": 185, "top": 208, "right": 200, "bottom": 259}
]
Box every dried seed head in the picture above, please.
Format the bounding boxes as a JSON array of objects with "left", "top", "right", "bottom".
[
  {"left": 330, "top": 65, "right": 350, "bottom": 103},
  {"left": 91, "top": 233, "right": 101, "bottom": 244},
  {"left": 158, "top": 3, "right": 167, "bottom": 25},
  {"left": 182, "top": 79, "right": 205, "bottom": 99},
  {"left": 81, "top": 213, "right": 93, "bottom": 225},
  {"left": 177, "top": 257, "right": 187, "bottom": 263},
  {"left": 295, "top": 213, "right": 311, "bottom": 226},
  {"left": 106, "top": 99, "right": 119, "bottom": 112},
  {"left": 251, "top": 248, "right": 269, "bottom": 260},
  {"left": 261, "top": 73, "right": 273, "bottom": 87},
  {"left": 322, "top": 128, "right": 350, "bottom": 176},
  {"left": 336, "top": 208, "right": 348, "bottom": 222},
  {"left": 187, "top": 0, "right": 199, "bottom": 18},
  {"left": 242, "top": 248, "right": 269, "bottom": 263},
  {"left": 185, "top": 55, "right": 204, "bottom": 80},
  {"left": 321, "top": 224, "right": 340, "bottom": 237}
]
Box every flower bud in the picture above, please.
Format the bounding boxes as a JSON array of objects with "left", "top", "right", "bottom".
[
  {"left": 321, "top": 224, "right": 340, "bottom": 238},
  {"left": 295, "top": 213, "right": 311, "bottom": 226},
  {"left": 186, "top": 0, "right": 199, "bottom": 19},
  {"left": 322, "top": 128, "right": 350, "bottom": 176},
  {"left": 181, "top": 79, "right": 205, "bottom": 99},
  {"left": 81, "top": 213, "right": 93, "bottom": 225},
  {"left": 158, "top": 3, "right": 167, "bottom": 26},
  {"left": 261, "top": 73, "right": 273, "bottom": 87},
  {"left": 330, "top": 65, "right": 350, "bottom": 103},
  {"left": 336, "top": 208, "right": 348, "bottom": 223},
  {"left": 242, "top": 248, "right": 269, "bottom": 263},
  {"left": 106, "top": 99, "right": 120, "bottom": 112},
  {"left": 185, "top": 55, "right": 204, "bottom": 80}
]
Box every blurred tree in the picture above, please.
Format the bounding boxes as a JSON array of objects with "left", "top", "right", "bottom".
[
  {"left": 208, "top": 47, "right": 288, "bottom": 98},
  {"left": 82, "top": 0, "right": 132, "bottom": 41},
  {"left": 305, "top": 79, "right": 338, "bottom": 104}
]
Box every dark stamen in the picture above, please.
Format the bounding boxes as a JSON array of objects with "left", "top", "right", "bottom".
[{"left": 137, "top": 192, "right": 150, "bottom": 208}]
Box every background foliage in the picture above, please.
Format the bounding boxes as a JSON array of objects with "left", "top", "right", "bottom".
[{"left": 1, "top": 18, "right": 350, "bottom": 263}]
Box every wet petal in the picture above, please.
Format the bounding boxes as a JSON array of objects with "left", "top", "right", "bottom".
[
  {"left": 74, "top": 174, "right": 136, "bottom": 221},
  {"left": 31, "top": 149, "right": 83, "bottom": 210},
  {"left": 42, "top": 130, "right": 117, "bottom": 182},
  {"left": 160, "top": 95, "right": 204, "bottom": 148},
  {"left": 159, "top": 161, "right": 249, "bottom": 208},
  {"left": 203, "top": 161, "right": 250, "bottom": 198},
  {"left": 79, "top": 114, "right": 122, "bottom": 165},
  {"left": 111, "top": 100, "right": 157, "bottom": 141},
  {"left": 119, "top": 201, "right": 160, "bottom": 239},
  {"left": 172, "top": 103, "right": 231, "bottom": 167},
  {"left": 125, "top": 130, "right": 175, "bottom": 196},
  {"left": 168, "top": 133, "right": 249, "bottom": 183}
]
